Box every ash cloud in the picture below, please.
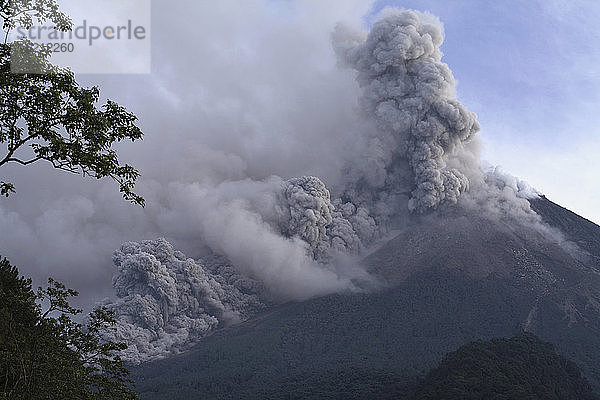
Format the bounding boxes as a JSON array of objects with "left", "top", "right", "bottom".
[
  {"left": 0, "top": 2, "right": 563, "bottom": 363},
  {"left": 333, "top": 9, "right": 481, "bottom": 214},
  {"left": 280, "top": 176, "right": 375, "bottom": 260},
  {"left": 0, "top": 0, "right": 376, "bottom": 303},
  {"left": 152, "top": 176, "right": 373, "bottom": 301},
  {"left": 484, "top": 166, "right": 540, "bottom": 200},
  {"left": 100, "top": 238, "right": 265, "bottom": 364}
]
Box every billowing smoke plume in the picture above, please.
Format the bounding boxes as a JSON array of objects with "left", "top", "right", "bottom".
[
  {"left": 0, "top": 3, "right": 562, "bottom": 365},
  {"left": 460, "top": 166, "right": 542, "bottom": 224},
  {"left": 101, "top": 238, "right": 265, "bottom": 364},
  {"left": 484, "top": 166, "right": 540, "bottom": 200},
  {"left": 333, "top": 9, "right": 481, "bottom": 214},
  {"left": 102, "top": 175, "right": 381, "bottom": 363},
  {"left": 282, "top": 176, "right": 338, "bottom": 259},
  {"left": 280, "top": 176, "right": 376, "bottom": 259}
]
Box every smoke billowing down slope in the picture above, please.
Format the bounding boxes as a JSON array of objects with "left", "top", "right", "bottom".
[
  {"left": 100, "top": 238, "right": 265, "bottom": 364},
  {"left": 1, "top": 4, "right": 576, "bottom": 363}
]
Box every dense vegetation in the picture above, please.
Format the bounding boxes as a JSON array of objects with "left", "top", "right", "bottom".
[
  {"left": 0, "top": 258, "right": 139, "bottom": 399},
  {"left": 412, "top": 333, "right": 599, "bottom": 400}
]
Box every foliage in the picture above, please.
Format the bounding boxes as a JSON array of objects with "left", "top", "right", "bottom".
[
  {"left": 0, "top": 0, "right": 145, "bottom": 205},
  {"left": 411, "top": 332, "right": 600, "bottom": 400},
  {"left": 0, "top": 0, "right": 71, "bottom": 33},
  {"left": 0, "top": 257, "right": 139, "bottom": 399}
]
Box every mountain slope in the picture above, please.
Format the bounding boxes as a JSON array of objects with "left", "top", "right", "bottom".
[
  {"left": 530, "top": 195, "right": 600, "bottom": 259},
  {"left": 133, "top": 268, "right": 536, "bottom": 399},
  {"left": 131, "top": 197, "right": 600, "bottom": 399}
]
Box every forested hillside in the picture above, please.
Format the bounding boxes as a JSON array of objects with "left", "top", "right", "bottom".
[{"left": 412, "top": 333, "right": 599, "bottom": 400}]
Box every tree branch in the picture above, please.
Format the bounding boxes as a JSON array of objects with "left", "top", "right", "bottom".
[
  {"left": 0, "top": 132, "right": 46, "bottom": 167},
  {"left": 6, "top": 155, "right": 43, "bottom": 165}
]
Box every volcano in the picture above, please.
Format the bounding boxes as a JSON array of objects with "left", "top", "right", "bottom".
[
  {"left": 109, "top": 9, "right": 600, "bottom": 400},
  {"left": 130, "top": 195, "right": 600, "bottom": 399}
]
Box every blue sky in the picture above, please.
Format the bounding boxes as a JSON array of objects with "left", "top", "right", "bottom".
[{"left": 370, "top": 0, "right": 600, "bottom": 223}]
